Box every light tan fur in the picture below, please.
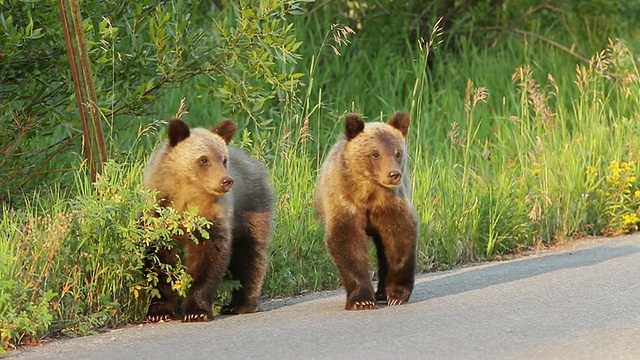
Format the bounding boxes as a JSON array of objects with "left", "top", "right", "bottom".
[
  {"left": 144, "top": 128, "right": 233, "bottom": 218},
  {"left": 316, "top": 122, "right": 411, "bottom": 218},
  {"left": 142, "top": 119, "right": 275, "bottom": 322}
]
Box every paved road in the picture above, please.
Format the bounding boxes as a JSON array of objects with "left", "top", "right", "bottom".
[{"left": 9, "top": 235, "right": 640, "bottom": 360}]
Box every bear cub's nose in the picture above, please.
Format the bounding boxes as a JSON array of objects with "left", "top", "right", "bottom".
[
  {"left": 220, "top": 176, "right": 234, "bottom": 191},
  {"left": 388, "top": 170, "right": 402, "bottom": 185}
]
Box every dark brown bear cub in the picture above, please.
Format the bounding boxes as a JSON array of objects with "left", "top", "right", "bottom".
[
  {"left": 315, "top": 112, "right": 418, "bottom": 310},
  {"left": 143, "top": 118, "right": 275, "bottom": 322}
]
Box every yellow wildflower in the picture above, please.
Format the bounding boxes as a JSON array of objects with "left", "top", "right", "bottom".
[
  {"left": 622, "top": 213, "right": 639, "bottom": 225},
  {"left": 531, "top": 162, "right": 540, "bottom": 176},
  {"left": 171, "top": 280, "right": 183, "bottom": 292}
]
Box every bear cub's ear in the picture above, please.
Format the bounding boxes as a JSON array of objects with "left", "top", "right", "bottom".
[
  {"left": 168, "top": 119, "right": 191, "bottom": 147},
  {"left": 344, "top": 114, "right": 365, "bottom": 140},
  {"left": 212, "top": 119, "right": 237, "bottom": 144},
  {"left": 387, "top": 112, "right": 410, "bottom": 137}
]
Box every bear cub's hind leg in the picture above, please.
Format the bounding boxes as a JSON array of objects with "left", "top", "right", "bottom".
[{"left": 221, "top": 224, "right": 270, "bottom": 315}]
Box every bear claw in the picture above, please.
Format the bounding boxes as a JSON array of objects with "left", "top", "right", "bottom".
[
  {"left": 182, "top": 311, "right": 213, "bottom": 322},
  {"left": 147, "top": 313, "right": 174, "bottom": 323},
  {"left": 346, "top": 300, "right": 377, "bottom": 310},
  {"left": 387, "top": 297, "right": 404, "bottom": 306},
  {"left": 385, "top": 285, "right": 411, "bottom": 306}
]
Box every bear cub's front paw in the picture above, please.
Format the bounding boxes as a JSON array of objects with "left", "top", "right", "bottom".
[
  {"left": 182, "top": 309, "right": 214, "bottom": 322},
  {"left": 346, "top": 291, "right": 378, "bottom": 310},
  {"left": 385, "top": 285, "right": 411, "bottom": 306},
  {"left": 147, "top": 304, "right": 177, "bottom": 322},
  {"left": 147, "top": 312, "right": 175, "bottom": 323}
]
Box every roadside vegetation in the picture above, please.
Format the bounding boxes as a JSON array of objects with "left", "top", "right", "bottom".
[{"left": 2, "top": 0, "right": 640, "bottom": 352}]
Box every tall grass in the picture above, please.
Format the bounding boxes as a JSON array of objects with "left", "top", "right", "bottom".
[{"left": 3, "top": 7, "right": 640, "bottom": 352}]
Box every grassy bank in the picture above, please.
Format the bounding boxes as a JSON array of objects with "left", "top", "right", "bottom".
[{"left": 3, "top": 7, "right": 640, "bottom": 352}]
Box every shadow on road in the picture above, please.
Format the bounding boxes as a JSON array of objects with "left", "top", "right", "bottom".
[
  {"left": 259, "top": 238, "right": 640, "bottom": 312},
  {"left": 410, "top": 241, "right": 640, "bottom": 303}
]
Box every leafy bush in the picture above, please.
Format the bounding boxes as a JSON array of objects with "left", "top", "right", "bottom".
[
  {"left": 0, "top": 0, "right": 306, "bottom": 195},
  {"left": 0, "top": 158, "right": 232, "bottom": 351}
]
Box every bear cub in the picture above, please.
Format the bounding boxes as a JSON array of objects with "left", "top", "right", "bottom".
[
  {"left": 143, "top": 118, "right": 275, "bottom": 322},
  {"left": 315, "top": 112, "right": 418, "bottom": 310}
]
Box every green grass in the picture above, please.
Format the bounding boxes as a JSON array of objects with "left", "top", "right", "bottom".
[{"left": 4, "top": 6, "right": 640, "bottom": 352}]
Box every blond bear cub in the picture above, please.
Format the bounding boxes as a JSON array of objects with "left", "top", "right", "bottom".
[
  {"left": 315, "top": 112, "right": 418, "bottom": 310},
  {"left": 143, "top": 118, "right": 275, "bottom": 322}
]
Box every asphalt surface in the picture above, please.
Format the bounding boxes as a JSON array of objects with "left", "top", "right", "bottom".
[{"left": 9, "top": 234, "right": 640, "bottom": 360}]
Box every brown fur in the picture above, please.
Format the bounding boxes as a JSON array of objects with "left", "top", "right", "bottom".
[
  {"left": 143, "top": 118, "right": 275, "bottom": 322},
  {"left": 315, "top": 112, "right": 418, "bottom": 310}
]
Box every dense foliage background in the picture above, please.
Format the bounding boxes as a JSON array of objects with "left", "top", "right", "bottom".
[{"left": 2, "top": 0, "right": 640, "bottom": 352}]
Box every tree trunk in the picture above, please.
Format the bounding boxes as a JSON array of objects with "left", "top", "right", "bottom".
[{"left": 57, "top": 0, "right": 107, "bottom": 182}]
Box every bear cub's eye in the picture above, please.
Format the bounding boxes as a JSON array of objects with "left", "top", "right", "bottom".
[
  {"left": 199, "top": 156, "right": 209, "bottom": 165},
  {"left": 372, "top": 151, "right": 380, "bottom": 159},
  {"left": 223, "top": 157, "right": 228, "bottom": 168},
  {"left": 395, "top": 150, "right": 402, "bottom": 159}
]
